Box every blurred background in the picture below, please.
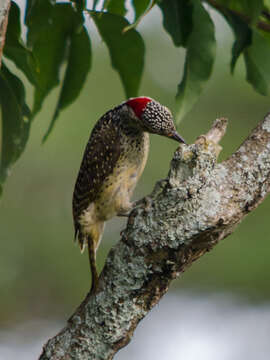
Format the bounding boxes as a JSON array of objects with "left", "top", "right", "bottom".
[{"left": 1, "top": 2, "right": 270, "bottom": 359}]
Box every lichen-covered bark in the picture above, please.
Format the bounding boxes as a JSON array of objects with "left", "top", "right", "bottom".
[
  {"left": 39, "top": 113, "right": 270, "bottom": 360},
  {"left": 0, "top": 0, "right": 10, "bottom": 67}
]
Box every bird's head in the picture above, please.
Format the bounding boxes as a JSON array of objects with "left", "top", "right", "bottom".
[{"left": 125, "top": 97, "right": 186, "bottom": 144}]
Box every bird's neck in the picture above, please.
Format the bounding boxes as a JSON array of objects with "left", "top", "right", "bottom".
[{"left": 118, "top": 117, "right": 144, "bottom": 138}]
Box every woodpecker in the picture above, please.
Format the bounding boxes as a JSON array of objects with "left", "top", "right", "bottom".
[{"left": 72, "top": 97, "right": 186, "bottom": 294}]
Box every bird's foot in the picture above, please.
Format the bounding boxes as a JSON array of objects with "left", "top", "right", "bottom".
[
  {"left": 117, "top": 197, "right": 152, "bottom": 217},
  {"left": 117, "top": 202, "right": 135, "bottom": 217}
]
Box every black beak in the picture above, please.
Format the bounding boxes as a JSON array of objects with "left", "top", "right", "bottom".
[{"left": 170, "top": 131, "right": 187, "bottom": 144}]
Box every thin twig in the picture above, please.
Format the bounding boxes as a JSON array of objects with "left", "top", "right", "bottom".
[{"left": 205, "top": 0, "right": 270, "bottom": 33}]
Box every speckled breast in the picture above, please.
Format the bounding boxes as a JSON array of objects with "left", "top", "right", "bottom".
[{"left": 96, "top": 132, "right": 150, "bottom": 220}]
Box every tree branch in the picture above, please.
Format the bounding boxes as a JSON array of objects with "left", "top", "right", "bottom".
[
  {"left": 0, "top": 0, "right": 10, "bottom": 67},
  {"left": 205, "top": 0, "right": 270, "bottom": 33},
  {"left": 39, "top": 112, "right": 270, "bottom": 360}
]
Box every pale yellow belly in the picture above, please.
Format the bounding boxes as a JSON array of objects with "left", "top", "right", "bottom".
[
  {"left": 95, "top": 165, "right": 140, "bottom": 220},
  {"left": 96, "top": 133, "right": 149, "bottom": 220}
]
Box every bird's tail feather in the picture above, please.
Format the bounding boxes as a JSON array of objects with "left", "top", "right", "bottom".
[
  {"left": 87, "top": 221, "right": 105, "bottom": 294},
  {"left": 88, "top": 221, "right": 105, "bottom": 252}
]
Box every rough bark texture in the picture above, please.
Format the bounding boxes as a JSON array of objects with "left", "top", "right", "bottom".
[
  {"left": 39, "top": 113, "right": 270, "bottom": 360},
  {"left": 0, "top": 0, "right": 10, "bottom": 67}
]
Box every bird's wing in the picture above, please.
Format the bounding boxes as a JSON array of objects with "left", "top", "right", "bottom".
[{"left": 72, "top": 113, "right": 121, "bottom": 234}]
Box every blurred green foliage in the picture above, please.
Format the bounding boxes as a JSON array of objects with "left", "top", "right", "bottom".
[{"left": 1, "top": 9, "right": 270, "bottom": 326}]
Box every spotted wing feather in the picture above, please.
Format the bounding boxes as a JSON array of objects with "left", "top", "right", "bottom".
[{"left": 72, "top": 111, "right": 121, "bottom": 241}]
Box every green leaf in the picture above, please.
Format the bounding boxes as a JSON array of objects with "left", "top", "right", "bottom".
[
  {"left": 103, "top": 0, "right": 127, "bottom": 16},
  {"left": 43, "top": 26, "right": 91, "bottom": 141},
  {"left": 216, "top": 0, "right": 264, "bottom": 24},
  {"left": 91, "top": 12, "right": 145, "bottom": 98},
  {"left": 32, "top": 3, "right": 83, "bottom": 117},
  {"left": 0, "top": 64, "right": 31, "bottom": 189},
  {"left": 223, "top": 13, "right": 252, "bottom": 73},
  {"left": 25, "top": 0, "right": 55, "bottom": 46},
  {"left": 243, "top": 30, "right": 270, "bottom": 95},
  {"left": 4, "top": 1, "right": 36, "bottom": 84},
  {"left": 132, "top": 0, "right": 151, "bottom": 22},
  {"left": 175, "top": 0, "right": 216, "bottom": 122},
  {"left": 25, "top": 0, "right": 37, "bottom": 23},
  {"left": 158, "top": 0, "right": 193, "bottom": 47}
]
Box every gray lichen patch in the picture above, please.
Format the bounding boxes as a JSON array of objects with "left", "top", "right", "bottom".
[
  {"left": 169, "top": 142, "right": 218, "bottom": 187},
  {"left": 262, "top": 113, "right": 270, "bottom": 132},
  {"left": 199, "top": 187, "right": 221, "bottom": 219},
  {"left": 124, "top": 140, "right": 225, "bottom": 252}
]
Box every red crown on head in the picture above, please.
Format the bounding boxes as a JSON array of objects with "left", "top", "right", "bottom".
[{"left": 126, "top": 97, "right": 152, "bottom": 118}]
